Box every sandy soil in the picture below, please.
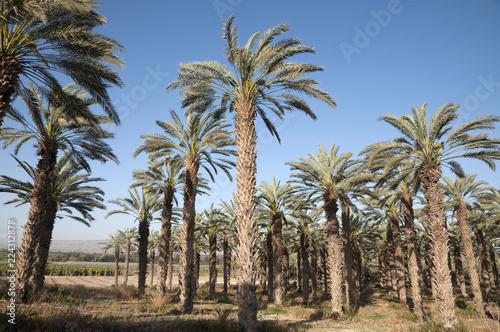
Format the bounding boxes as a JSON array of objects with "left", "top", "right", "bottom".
[{"left": 43, "top": 274, "right": 229, "bottom": 288}]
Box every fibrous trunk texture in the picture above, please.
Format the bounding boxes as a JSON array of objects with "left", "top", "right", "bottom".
[
  {"left": 266, "top": 231, "right": 274, "bottom": 302},
  {"left": 167, "top": 247, "right": 174, "bottom": 291},
  {"left": 489, "top": 248, "right": 499, "bottom": 288},
  {"left": 386, "top": 225, "right": 398, "bottom": 300},
  {"left": 390, "top": 214, "right": 407, "bottom": 305},
  {"left": 124, "top": 241, "right": 131, "bottom": 286},
  {"left": 114, "top": 248, "right": 120, "bottom": 286},
  {"left": 320, "top": 246, "right": 328, "bottom": 296},
  {"left": 324, "top": 192, "right": 343, "bottom": 319},
  {"left": 301, "top": 232, "right": 310, "bottom": 305},
  {"left": 138, "top": 219, "right": 150, "bottom": 297},
  {"left": 194, "top": 242, "right": 200, "bottom": 296},
  {"left": 179, "top": 158, "right": 199, "bottom": 313},
  {"left": 234, "top": 99, "right": 259, "bottom": 331},
  {"left": 32, "top": 204, "right": 58, "bottom": 294},
  {"left": 0, "top": 53, "right": 21, "bottom": 128},
  {"left": 310, "top": 242, "right": 318, "bottom": 301},
  {"left": 419, "top": 164, "right": 456, "bottom": 328},
  {"left": 16, "top": 142, "right": 57, "bottom": 302},
  {"left": 297, "top": 247, "right": 302, "bottom": 293},
  {"left": 453, "top": 241, "right": 467, "bottom": 297},
  {"left": 223, "top": 235, "right": 230, "bottom": 293},
  {"left": 401, "top": 191, "right": 424, "bottom": 321},
  {"left": 341, "top": 203, "right": 357, "bottom": 312},
  {"left": 158, "top": 188, "right": 174, "bottom": 295},
  {"left": 272, "top": 213, "right": 284, "bottom": 304},
  {"left": 259, "top": 252, "right": 267, "bottom": 292},
  {"left": 283, "top": 245, "right": 289, "bottom": 292},
  {"left": 209, "top": 231, "right": 217, "bottom": 300},
  {"left": 456, "top": 203, "right": 484, "bottom": 315},
  {"left": 149, "top": 246, "right": 156, "bottom": 287},
  {"left": 475, "top": 228, "right": 492, "bottom": 302}
]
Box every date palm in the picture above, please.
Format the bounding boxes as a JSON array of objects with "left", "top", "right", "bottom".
[
  {"left": 135, "top": 109, "right": 235, "bottom": 313},
  {"left": 106, "top": 187, "right": 161, "bottom": 296},
  {"left": 361, "top": 103, "right": 500, "bottom": 328},
  {"left": 166, "top": 15, "right": 336, "bottom": 330},
  {"left": 1, "top": 83, "right": 117, "bottom": 301},
  {"left": 118, "top": 227, "right": 138, "bottom": 287},
  {"left": 441, "top": 174, "right": 492, "bottom": 315},
  {"left": 0, "top": 0, "right": 124, "bottom": 128},
  {"left": 132, "top": 157, "right": 184, "bottom": 295},
  {"left": 149, "top": 230, "right": 161, "bottom": 287},
  {"left": 101, "top": 231, "right": 125, "bottom": 287},
  {"left": 0, "top": 151, "right": 105, "bottom": 293},
  {"left": 219, "top": 197, "right": 237, "bottom": 293},
  {"left": 257, "top": 177, "right": 293, "bottom": 304},
  {"left": 287, "top": 143, "right": 356, "bottom": 319}
]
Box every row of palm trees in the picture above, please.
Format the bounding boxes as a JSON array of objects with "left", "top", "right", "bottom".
[{"left": 1, "top": 3, "right": 499, "bottom": 330}]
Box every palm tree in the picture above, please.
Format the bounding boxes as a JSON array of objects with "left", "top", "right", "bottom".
[
  {"left": 441, "top": 174, "right": 491, "bottom": 315},
  {"left": 132, "top": 157, "right": 184, "bottom": 295},
  {"left": 219, "top": 197, "right": 237, "bottom": 293},
  {"left": 1, "top": 83, "right": 117, "bottom": 301},
  {"left": 0, "top": 151, "right": 106, "bottom": 293},
  {"left": 287, "top": 144, "right": 356, "bottom": 319},
  {"left": 361, "top": 103, "right": 500, "bottom": 328},
  {"left": 257, "top": 177, "right": 293, "bottom": 304},
  {"left": 0, "top": 0, "right": 124, "bottom": 127},
  {"left": 149, "top": 230, "right": 161, "bottom": 287},
  {"left": 135, "top": 109, "right": 235, "bottom": 313},
  {"left": 166, "top": 15, "right": 336, "bottom": 330},
  {"left": 106, "top": 187, "right": 161, "bottom": 296},
  {"left": 200, "top": 205, "right": 225, "bottom": 299},
  {"left": 118, "top": 227, "right": 138, "bottom": 287},
  {"left": 101, "top": 231, "right": 125, "bottom": 287}
]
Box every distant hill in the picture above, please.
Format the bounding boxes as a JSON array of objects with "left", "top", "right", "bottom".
[{"left": 49, "top": 240, "right": 106, "bottom": 253}]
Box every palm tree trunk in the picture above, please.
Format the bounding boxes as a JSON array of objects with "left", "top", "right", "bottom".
[
  {"left": 0, "top": 54, "right": 21, "bottom": 128},
  {"left": 310, "top": 241, "right": 318, "bottom": 301},
  {"left": 32, "top": 204, "right": 58, "bottom": 294},
  {"left": 424, "top": 236, "right": 434, "bottom": 295},
  {"left": 390, "top": 213, "right": 407, "bottom": 305},
  {"left": 167, "top": 247, "right": 174, "bottom": 291},
  {"left": 386, "top": 224, "right": 398, "bottom": 300},
  {"left": 209, "top": 231, "right": 217, "bottom": 300},
  {"left": 401, "top": 191, "right": 424, "bottom": 321},
  {"left": 419, "top": 164, "right": 456, "bottom": 328},
  {"left": 453, "top": 241, "right": 467, "bottom": 297},
  {"left": 179, "top": 158, "right": 199, "bottom": 313},
  {"left": 234, "top": 99, "right": 259, "bottom": 331},
  {"left": 489, "top": 247, "right": 499, "bottom": 289},
  {"left": 272, "top": 213, "right": 284, "bottom": 304},
  {"left": 158, "top": 188, "right": 174, "bottom": 295},
  {"left": 149, "top": 246, "right": 156, "bottom": 287},
  {"left": 194, "top": 242, "right": 200, "bottom": 297},
  {"left": 259, "top": 252, "right": 267, "bottom": 292},
  {"left": 475, "top": 228, "right": 492, "bottom": 302},
  {"left": 16, "top": 143, "right": 57, "bottom": 302},
  {"left": 320, "top": 246, "right": 328, "bottom": 296},
  {"left": 297, "top": 247, "right": 302, "bottom": 293},
  {"left": 324, "top": 192, "right": 343, "bottom": 319},
  {"left": 283, "top": 245, "right": 289, "bottom": 292},
  {"left": 456, "top": 203, "right": 484, "bottom": 314},
  {"left": 301, "top": 232, "right": 310, "bottom": 305},
  {"left": 138, "top": 219, "right": 150, "bottom": 296},
  {"left": 266, "top": 231, "right": 274, "bottom": 302},
  {"left": 223, "top": 234, "right": 229, "bottom": 293},
  {"left": 124, "top": 241, "right": 131, "bottom": 286},
  {"left": 341, "top": 203, "right": 357, "bottom": 311},
  {"left": 114, "top": 247, "right": 120, "bottom": 286}
]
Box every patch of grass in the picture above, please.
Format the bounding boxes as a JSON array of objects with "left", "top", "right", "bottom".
[
  {"left": 260, "top": 307, "right": 288, "bottom": 315},
  {"left": 420, "top": 319, "right": 469, "bottom": 332}
]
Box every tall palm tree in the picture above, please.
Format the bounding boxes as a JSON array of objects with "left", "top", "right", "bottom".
[
  {"left": 132, "top": 157, "right": 184, "bottom": 295},
  {"left": 287, "top": 144, "right": 356, "bottom": 319},
  {"left": 0, "top": 151, "right": 106, "bottom": 293},
  {"left": 0, "top": 0, "right": 124, "bottom": 128},
  {"left": 1, "top": 83, "right": 117, "bottom": 301},
  {"left": 361, "top": 103, "right": 500, "bottom": 328},
  {"left": 106, "top": 187, "right": 161, "bottom": 296},
  {"left": 149, "top": 230, "right": 161, "bottom": 287},
  {"left": 135, "top": 109, "right": 235, "bottom": 313},
  {"left": 257, "top": 177, "right": 293, "bottom": 304},
  {"left": 441, "top": 174, "right": 492, "bottom": 315},
  {"left": 166, "top": 15, "right": 336, "bottom": 330},
  {"left": 118, "top": 227, "right": 138, "bottom": 287},
  {"left": 101, "top": 231, "right": 125, "bottom": 287}
]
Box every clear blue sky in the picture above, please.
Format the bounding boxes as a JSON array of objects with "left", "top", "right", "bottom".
[{"left": 1, "top": 0, "right": 499, "bottom": 242}]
